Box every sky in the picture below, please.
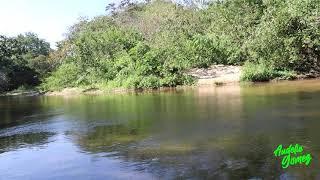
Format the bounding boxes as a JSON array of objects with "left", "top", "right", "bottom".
[{"left": 0, "top": 0, "right": 114, "bottom": 47}]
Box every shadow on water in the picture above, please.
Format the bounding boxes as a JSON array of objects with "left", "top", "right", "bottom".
[
  {"left": 0, "top": 132, "right": 55, "bottom": 154},
  {"left": 0, "top": 96, "right": 63, "bottom": 129}
]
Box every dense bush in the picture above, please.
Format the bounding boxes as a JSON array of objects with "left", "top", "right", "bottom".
[
  {"left": 41, "top": 62, "right": 82, "bottom": 90},
  {"left": 2, "top": 0, "right": 320, "bottom": 92},
  {"left": 42, "top": 6, "right": 197, "bottom": 90},
  {"left": 241, "top": 61, "right": 297, "bottom": 82},
  {"left": 43, "top": 0, "right": 319, "bottom": 87},
  {"left": 241, "top": 61, "right": 276, "bottom": 82},
  {"left": 245, "top": 0, "right": 320, "bottom": 74},
  {"left": 0, "top": 34, "right": 49, "bottom": 92}
]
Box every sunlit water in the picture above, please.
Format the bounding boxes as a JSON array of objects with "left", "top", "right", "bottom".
[{"left": 1, "top": 80, "right": 320, "bottom": 179}]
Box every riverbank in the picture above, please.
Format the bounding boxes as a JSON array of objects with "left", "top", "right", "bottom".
[
  {"left": 44, "top": 65, "right": 241, "bottom": 96},
  {"left": 186, "top": 65, "right": 241, "bottom": 86},
  {"left": 2, "top": 64, "right": 320, "bottom": 97},
  {"left": 0, "top": 90, "right": 43, "bottom": 97},
  {"left": 3, "top": 78, "right": 320, "bottom": 97},
  {"left": 45, "top": 86, "right": 190, "bottom": 96},
  {"left": 44, "top": 66, "right": 320, "bottom": 96}
]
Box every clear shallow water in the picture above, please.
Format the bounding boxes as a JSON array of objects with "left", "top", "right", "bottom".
[{"left": 1, "top": 80, "right": 320, "bottom": 179}]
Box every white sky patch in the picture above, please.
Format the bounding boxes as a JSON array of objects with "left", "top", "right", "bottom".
[{"left": 0, "top": 0, "right": 111, "bottom": 48}]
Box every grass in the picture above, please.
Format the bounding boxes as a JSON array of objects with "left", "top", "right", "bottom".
[{"left": 241, "top": 61, "right": 297, "bottom": 82}]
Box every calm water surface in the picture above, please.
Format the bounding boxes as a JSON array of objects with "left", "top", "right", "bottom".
[{"left": 1, "top": 80, "right": 320, "bottom": 179}]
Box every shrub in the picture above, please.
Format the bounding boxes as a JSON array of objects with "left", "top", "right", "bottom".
[
  {"left": 42, "top": 62, "right": 82, "bottom": 90},
  {"left": 274, "top": 70, "right": 297, "bottom": 80},
  {"left": 187, "top": 35, "right": 228, "bottom": 68},
  {"left": 138, "top": 75, "right": 160, "bottom": 89},
  {"left": 241, "top": 61, "right": 298, "bottom": 81},
  {"left": 241, "top": 61, "right": 276, "bottom": 82},
  {"left": 40, "top": 0, "right": 320, "bottom": 90},
  {"left": 245, "top": 0, "right": 320, "bottom": 73}
]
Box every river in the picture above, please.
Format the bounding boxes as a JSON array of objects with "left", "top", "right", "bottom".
[{"left": 1, "top": 80, "right": 320, "bottom": 179}]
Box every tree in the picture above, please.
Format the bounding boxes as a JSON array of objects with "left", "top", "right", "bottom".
[{"left": 0, "top": 33, "right": 52, "bottom": 92}]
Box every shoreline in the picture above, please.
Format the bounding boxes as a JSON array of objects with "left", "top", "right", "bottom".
[
  {"left": 2, "top": 77, "right": 320, "bottom": 97},
  {"left": 2, "top": 64, "right": 320, "bottom": 97}
]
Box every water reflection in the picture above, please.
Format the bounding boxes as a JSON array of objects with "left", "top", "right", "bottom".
[
  {"left": 1, "top": 80, "right": 320, "bottom": 179},
  {"left": 0, "top": 96, "right": 61, "bottom": 129},
  {"left": 0, "top": 132, "right": 55, "bottom": 154}
]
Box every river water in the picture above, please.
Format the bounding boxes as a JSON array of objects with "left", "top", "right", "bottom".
[{"left": 1, "top": 80, "right": 320, "bottom": 179}]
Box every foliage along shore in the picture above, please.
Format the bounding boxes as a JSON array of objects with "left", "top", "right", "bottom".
[
  {"left": 1, "top": 0, "right": 319, "bottom": 94},
  {"left": 3, "top": 73, "right": 320, "bottom": 97}
]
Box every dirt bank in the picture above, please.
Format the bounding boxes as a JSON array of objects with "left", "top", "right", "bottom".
[
  {"left": 46, "top": 65, "right": 242, "bottom": 96},
  {"left": 0, "top": 90, "right": 43, "bottom": 97},
  {"left": 186, "top": 65, "right": 241, "bottom": 86},
  {"left": 45, "top": 87, "right": 131, "bottom": 96}
]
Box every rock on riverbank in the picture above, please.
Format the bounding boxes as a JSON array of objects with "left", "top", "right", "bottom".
[
  {"left": 186, "top": 65, "right": 241, "bottom": 86},
  {"left": 0, "top": 90, "right": 43, "bottom": 97}
]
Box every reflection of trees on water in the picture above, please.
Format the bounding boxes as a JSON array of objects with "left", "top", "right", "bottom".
[
  {"left": 76, "top": 122, "right": 149, "bottom": 153},
  {"left": 0, "top": 96, "right": 57, "bottom": 129},
  {"left": 4, "top": 86, "right": 314, "bottom": 179},
  {"left": 73, "top": 122, "right": 289, "bottom": 179},
  {"left": 1, "top": 84, "right": 320, "bottom": 178},
  {"left": 70, "top": 87, "right": 320, "bottom": 179},
  {"left": 0, "top": 132, "right": 55, "bottom": 154},
  {"left": 75, "top": 121, "right": 318, "bottom": 179},
  {"left": 0, "top": 97, "right": 59, "bottom": 155}
]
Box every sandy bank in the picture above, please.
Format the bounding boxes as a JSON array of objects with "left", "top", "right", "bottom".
[
  {"left": 6, "top": 65, "right": 320, "bottom": 97},
  {"left": 186, "top": 65, "right": 241, "bottom": 86},
  {"left": 44, "top": 65, "right": 241, "bottom": 96}
]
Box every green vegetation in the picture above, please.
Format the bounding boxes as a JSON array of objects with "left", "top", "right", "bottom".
[
  {"left": 240, "top": 61, "right": 297, "bottom": 81},
  {"left": 0, "top": 33, "right": 54, "bottom": 92},
  {"left": 1, "top": 0, "right": 319, "bottom": 92}
]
